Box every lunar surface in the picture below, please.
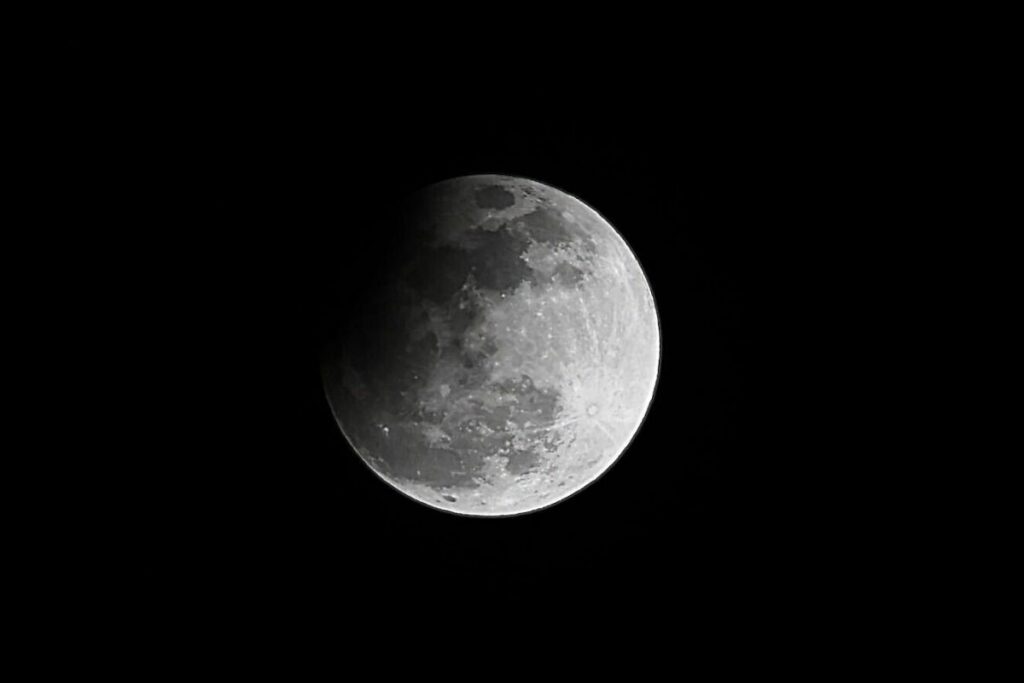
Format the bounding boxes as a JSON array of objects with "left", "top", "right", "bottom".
[{"left": 321, "top": 175, "right": 659, "bottom": 515}]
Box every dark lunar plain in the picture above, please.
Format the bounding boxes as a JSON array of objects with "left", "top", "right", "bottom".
[{"left": 80, "top": 40, "right": 853, "bottom": 630}]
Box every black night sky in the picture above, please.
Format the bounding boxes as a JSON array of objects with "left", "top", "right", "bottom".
[
  {"left": 75, "top": 36, "right": 851, "bottom": 625},
  {"left": 197, "top": 107, "right": 790, "bottom": 609}
]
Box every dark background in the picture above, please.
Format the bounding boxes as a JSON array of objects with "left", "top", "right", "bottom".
[
  {"left": 188, "top": 105, "right": 793, "bottom": 609},
  {"left": 61, "top": 37, "right": 846, "bottom": 621}
]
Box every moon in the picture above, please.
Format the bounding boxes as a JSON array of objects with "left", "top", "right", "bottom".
[{"left": 321, "top": 175, "right": 660, "bottom": 515}]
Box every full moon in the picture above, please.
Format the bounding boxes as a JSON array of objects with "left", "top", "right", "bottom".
[{"left": 321, "top": 175, "right": 660, "bottom": 515}]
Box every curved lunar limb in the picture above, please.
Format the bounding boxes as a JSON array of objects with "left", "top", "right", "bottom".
[{"left": 322, "top": 175, "right": 660, "bottom": 515}]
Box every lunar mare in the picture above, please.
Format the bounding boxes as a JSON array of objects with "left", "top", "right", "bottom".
[{"left": 322, "top": 175, "right": 660, "bottom": 515}]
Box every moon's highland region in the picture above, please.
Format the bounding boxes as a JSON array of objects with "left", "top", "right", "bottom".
[{"left": 322, "top": 175, "right": 659, "bottom": 515}]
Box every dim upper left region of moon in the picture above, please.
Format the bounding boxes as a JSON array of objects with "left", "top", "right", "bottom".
[{"left": 321, "top": 175, "right": 660, "bottom": 515}]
